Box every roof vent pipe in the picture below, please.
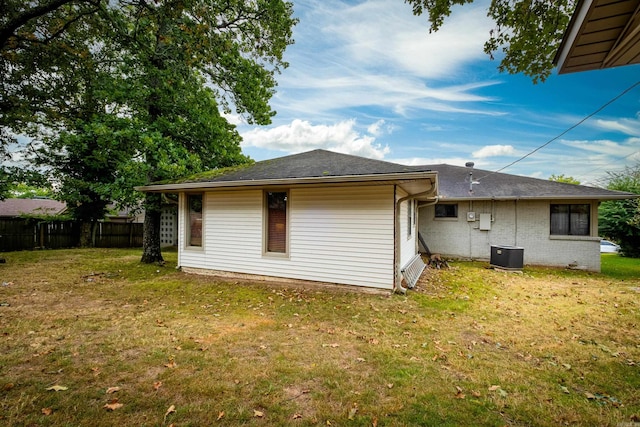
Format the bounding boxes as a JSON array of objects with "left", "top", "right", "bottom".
[{"left": 466, "top": 162, "right": 479, "bottom": 193}]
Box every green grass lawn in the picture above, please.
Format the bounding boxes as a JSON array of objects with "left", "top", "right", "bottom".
[
  {"left": 601, "top": 253, "right": 640, "bottom": 280},
  {"left": 0, "top": 249, "right": 638, "bottom": 426}
]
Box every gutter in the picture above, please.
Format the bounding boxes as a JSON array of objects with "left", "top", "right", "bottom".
[
  {"left": 436, "top": 194, "right": 639, "bottom": 202},
  {"left": 135, "top": 171, "right": 436, "bottom": 192}
]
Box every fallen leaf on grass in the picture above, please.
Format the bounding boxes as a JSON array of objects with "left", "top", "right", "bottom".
[
  {"left": 455, "top": 386, "right": 465, "bottom": 399},
  {"left": 356, "top": 357, "right": 366, "bottom": 362},
  {"left": 292, "top": 413, "right": 302, "bottom": 419},
  {"left": 488, "top": 385, "right": 501, "bottom": 391},
  {"left": 153, "top": 381, "right": 162, "bottom": 391},
  {"left": 217, "top": 411, "right": 225, "bottom": 420},
  {"left": 164, "top": 359, "right": 177, "bottom": 368},
  {"left": 254, "top": 409, "right": 264, "bottom": 417},
  {"left": 41, "top": 408, "right": 53, "bottom": 416},
  {"left": 46, "top": 385, "right": 68, "bottom": 392},
  {"left": 164, "top": 405, "right": 176, "bottom": 422},
  {"left": 104, "top": 399, "right": 123, "bottom": 411},
  {"left": 322, "top": 343, "right": 340, "bottom": 348},
  {"left": 347, "top": 403, "right": 358, "bottom": 420},
  {"left": 561, "top": 386, "right": 570, "bottom": 394},
  {"left": 106, "top": 386, "right": 120, "bottom": 394}
]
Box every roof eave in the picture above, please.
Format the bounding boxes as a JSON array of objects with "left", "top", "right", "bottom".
[
  {"left": 135, "top": 171, "right": 437, "bottom": 193},
  {"left": 437, "top": 194, "right": 638, "bottom": 201},
  {"left": 554, "top": 0, "right": 592, "bottom": 72}
]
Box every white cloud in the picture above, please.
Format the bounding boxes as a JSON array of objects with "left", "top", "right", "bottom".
[
  {"left": 560, "top": 138, "right": 639, "bottom": 156},
  {"left": 391, "top": 156, "right": 475, "bottom": 167},
  {"left": 329, "top": 0, "right": 491, "bottom": 79},
  {"left": 271, "top": 0, "right": 503, "bottom": 121},
  {"left": 593, "top": 115, "right": 640, "bottom": 136},
  {"left": 241, "top": 119, "right": 390, "bottom": 159},
  {"left": 472, "top": 145, "right": 516, "bottom": 158},
  {"left": 367, "top": 119, "right": 389, "bottom": 137},
  {"left": 220, "top": 111, "right": 244, "bottom": 126}
]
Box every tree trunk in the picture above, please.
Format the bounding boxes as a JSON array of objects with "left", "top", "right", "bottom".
[
  {"left": 141, "top": 192, "right": 163, "bottom": 263},
  {"left": 79, "top": 221, "right": 94, "bottom": 248}
]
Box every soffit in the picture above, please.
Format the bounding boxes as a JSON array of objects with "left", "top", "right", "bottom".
[{"left": 556, "top": 0, "right": 640, "bottom": 73}]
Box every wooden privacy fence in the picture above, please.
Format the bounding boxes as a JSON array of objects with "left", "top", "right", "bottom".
[{"left": 0, "top": 219, "right": 143, "bottom": 252}]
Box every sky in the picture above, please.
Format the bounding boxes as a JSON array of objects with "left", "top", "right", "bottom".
[{"left": 232, "top": 0, "right": 640, "bottom": 186}]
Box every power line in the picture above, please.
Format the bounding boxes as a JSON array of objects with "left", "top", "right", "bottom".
[{"left": 477, "top": 79, "right": 640, "bottom": 182}]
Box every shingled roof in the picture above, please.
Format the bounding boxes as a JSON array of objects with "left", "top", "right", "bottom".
[
  {"left": 189, "top": 149, "right": 429, "bottom": 182},
  {"left": 138, "top": 149, "right": 435, "bottom": 192},
  {"left": 138, "top": 149, "right": 636, "bottom": 201},
  {"left": 426, "top": 164, "right": 637, "bottom": 201},
  {"left": 0, "top": 198, "right": 66, "bottom": 217}
]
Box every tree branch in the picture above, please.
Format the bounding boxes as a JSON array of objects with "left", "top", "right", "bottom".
[{"left": 1, "top": 0, "right": 77, "bottom": 50}]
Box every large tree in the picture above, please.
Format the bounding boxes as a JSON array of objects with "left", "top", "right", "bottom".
[
  {"left": 598, "top": 164, "right": 640, "bottom": 257},
  {"left": 404, "top": 0, "right": 576, "bottom": 82},
  {"left": 1, "top": 1, "right": 105, "bottom": 197},
  {"left": 2, "top": 1, "right": 296, "bottom": 258},
  {"left": 108, "top": 0, "right": 296, "bottom": 263},
  {"left": 3, "top": 0, "right": 137, "bottom": 245}
]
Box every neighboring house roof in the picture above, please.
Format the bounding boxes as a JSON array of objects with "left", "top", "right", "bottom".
[
  {"left": 137, "top": 149, "right": 438, "bottom": 198},
  {"left": 554, "top": 0, "right": 640, "bottom": 73},
  {"left": 0, "top": 198, "right": 67, "bottom": 217},
  {"left": 427, "top": 164, "right": 638, "bottom": 201}
]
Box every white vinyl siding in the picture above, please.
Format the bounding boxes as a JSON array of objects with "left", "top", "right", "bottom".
[
  {"left": 398, "top": 189, "right": 418, "bottom": 268},
  {"left": 178, "top": 185, "right": 396, "bottom": 289}
]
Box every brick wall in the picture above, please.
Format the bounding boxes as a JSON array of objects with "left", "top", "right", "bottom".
[{"left": 419, "top": 199, "right": 601, "bottom": 271}]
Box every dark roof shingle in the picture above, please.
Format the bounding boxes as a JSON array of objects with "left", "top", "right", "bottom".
[
  {"left": 0, "top": 199, "right": 66, "bottom": 217},
  {"left": 427, "top": 164, "right": 636, "bottom": 200},
  {"left": 183, "top": 149, "right": 431, "bottom": 184}
]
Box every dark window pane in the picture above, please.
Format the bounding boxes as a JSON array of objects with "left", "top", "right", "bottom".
[
  {"left": 267, "top": 191, "right": 287, "bottom": 253},
  {"left": 188, "top": 194, "right": 202, "bottom": 246},
  {"left": 435, "top": 204, "right": 458, "bottom": 218},
  {"left": 550, "top": 204, "right": 589, "bottom": 236}
]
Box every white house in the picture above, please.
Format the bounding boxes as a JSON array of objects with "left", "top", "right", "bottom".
[
  {"left": 138, "top": 150, "right": 438, "bottom": 293},
  {"left": 138, "top": 150, "right": 637, "bottom": 291}
]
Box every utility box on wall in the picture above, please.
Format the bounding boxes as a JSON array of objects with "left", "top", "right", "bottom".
[
  {"left": 490, "top": 245, "right": 524, "bottom": 270},
  {"left": 479, "top": 213, "right": 491, "bottom": 230}
]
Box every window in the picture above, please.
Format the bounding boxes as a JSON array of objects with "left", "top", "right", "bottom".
[
  {"left": 435, "top": 203, "right": 458, "bottom": 218},
  {"left": 266, "top": 191, "right": 288, "bottom": 254},
  {"left": 407, "top": 200, "right": 413, "bottom": 237},
  {"left": 550, "top": 204, "right": 590, "bottom": 236},
  {"left": 187, "top": 194, "right": 203, "bottom": 247}
]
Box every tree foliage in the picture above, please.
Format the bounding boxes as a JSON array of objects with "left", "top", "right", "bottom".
[
  {"left": 549, "top": 174, "right": 579, "bottom": 185},
  {"left": 404, "top": 0, "right": 576, "bottom": 83},
  {"left": 2, "top": 1, "right": 296, "bottom": 257},
  {"left": 598, "top": 164, "right": 640, "bottom": 258}
]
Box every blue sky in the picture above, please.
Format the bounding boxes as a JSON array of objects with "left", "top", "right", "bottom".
[{"left": 233, "top": 0, "right": 640, "bottom": 186}]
